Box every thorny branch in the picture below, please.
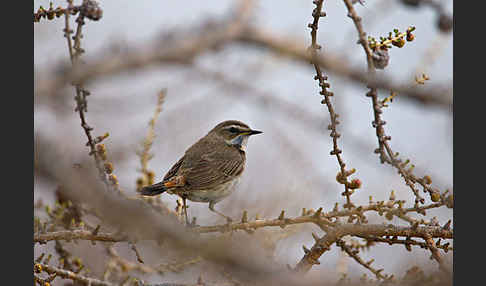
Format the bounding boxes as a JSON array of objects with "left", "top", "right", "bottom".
[
  {"left": 34, "top": 220, "right": 452, "bottom": 243},
  {"left": 34, "top": 0, "right": 102, "bottom": 23},
  {"left": 424, "top": 234, "right": 450, "bottom": 275},
  {"left": 63, "top": 0, "right": 110, "bottom": 188},
  {"left": 35, "top": 262, "right": 114, "bottom": 286},
  {"left": 294, "top": 223, "right": 451, "bottom": 274},
  {"left": 286, "top": 1, "right": 453, "bottom": 277},
  {"left": 359, "top": 235, "right": 453, "bottom": 252},
  {"left": 341, "top": 0, "right": 449, "bottom": 207},
  {"left": 34, "top": 2, "right": 79, "bottom": 23},
  {"left": 35, "top": 261, "right": 209, "bottom": 286},
  {"left": 104, "top": 246, "right": 202, "bottom": 278},
  {"left": 307, "top": 0, "right": 358, "bottom": 209},
  {"left": 336, "top": 239, "right": 390, "bottom": 280},
  {"left": 341, "top": 0, "right": 452, "bottom": 272},
  {"left": 35, "top": 229, "right": 126, "bottom": 244}
]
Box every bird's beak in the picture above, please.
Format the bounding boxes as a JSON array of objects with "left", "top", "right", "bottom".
[{"left": 248, "top": 129, "right": 263, "bottom": 135}]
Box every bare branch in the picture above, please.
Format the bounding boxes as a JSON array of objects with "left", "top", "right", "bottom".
[
  {"left": 424, "top": 234, "right": 451, "bottom": 274},
  {"left": 34, "top": 229, "right": 126, "bottom": 244},
  {"left": 337, "top": 239, "right": 390, "bottom": 280},
  {"left": 294, "top": 223, "right": 452, "bottom": 274},
  {"left": 36, "top": 24, "right": 451, "bottom": 110},
  {"left": 36, "top": 262, "right": 115, "bottom": 286}
]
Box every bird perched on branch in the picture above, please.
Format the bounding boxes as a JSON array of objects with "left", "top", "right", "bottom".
[{"left": 139, "top": 120, "right": 262, "bottom": 224}]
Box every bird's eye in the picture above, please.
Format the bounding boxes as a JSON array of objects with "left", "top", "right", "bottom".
[{"left": 229, "top": 127, "right": 239, "bottom": 133}]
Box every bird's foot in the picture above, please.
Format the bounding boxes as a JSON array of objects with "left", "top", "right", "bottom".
[{"left": 186, "top": 217, "right": 199, "bottom": 228}]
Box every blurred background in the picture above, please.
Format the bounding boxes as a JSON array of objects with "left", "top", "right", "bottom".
[{"left": 34, "top": 0, "right": 453, "bottom": 284}]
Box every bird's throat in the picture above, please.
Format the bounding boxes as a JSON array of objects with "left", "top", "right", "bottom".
[{"left": 227, "top": 135, "right": 249, "bottom": 152}]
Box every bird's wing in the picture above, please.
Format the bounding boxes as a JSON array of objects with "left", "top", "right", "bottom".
[
  {"left": 181, "top": 150, "right": 245, "bottom": 190},
  {"left": 161, "top": 156, "right": 185, "bottom": 188}
]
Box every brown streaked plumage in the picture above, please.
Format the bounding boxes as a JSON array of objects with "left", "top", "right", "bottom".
[{"left": 140, "top": 120, "right": 262, "bottom": 223}]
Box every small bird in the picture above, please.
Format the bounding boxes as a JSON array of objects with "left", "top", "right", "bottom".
[{"left": 140, "top": 120, "right": 262, "bottom": 224}]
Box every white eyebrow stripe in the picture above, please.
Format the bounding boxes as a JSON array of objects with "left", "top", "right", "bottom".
[{"left": 225, "top": 125, "right": 249, "bottom": 131}]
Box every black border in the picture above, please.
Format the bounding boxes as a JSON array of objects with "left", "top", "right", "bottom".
[
  {"left": 5, "top": 0, "right": 33, "bottom": 285},
  {"left": 453, "top": 0, "right": 482, "bottom": 284}
]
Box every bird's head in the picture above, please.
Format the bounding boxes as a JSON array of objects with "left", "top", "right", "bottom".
[{"left": 209, "top": 120, "right": 262, "bottom": 152}]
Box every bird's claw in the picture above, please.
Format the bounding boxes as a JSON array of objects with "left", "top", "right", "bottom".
[
  {"left": 186, "top": 217, "right": 199, "bottom": 228},
  {"left": 186, "top": 222, "right": 200, "bottom": 228}
]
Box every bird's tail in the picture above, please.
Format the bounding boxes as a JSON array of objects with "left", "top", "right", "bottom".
[{"left": 139, "top": 182, "right": 167, "bottom": 196}]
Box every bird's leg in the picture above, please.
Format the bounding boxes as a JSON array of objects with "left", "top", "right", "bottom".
[
  {"left": 182, "top": 197, "right": 190, "bottom": 226},
  {"left": 209, "top": 201, "right": 233, "bottom": 224}
]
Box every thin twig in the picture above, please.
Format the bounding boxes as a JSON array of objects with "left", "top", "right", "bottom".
[
  {"left": 337, "top": 239, "right": 390, "bottom": 280},
  {"left": 129, "top": 242, "right": 145, "bottom": 264},
  {"left": 424, "top": 234, "right": 451, "bottom": 274},
  {"left": 359, "top": 235, "right": 453, "bottom": 252},
  {"left": 136, "top": 89, "right": 166, "bottom": 192},
  {"left": 63, "top": 0, "right": 110, "bottom": 187},
  {"left": 308, "top": 0, "right": 357, "bottom": 209},
  {"left": 107, "top": 246, "right": 202, "bottom": 275},
  {"left": 341, "top": 0, "right": 446, "bottom": 206},
  {"left": 34, "top": 2, "right": 80, "bottom": 23},
  {"left": 35, "top": 230, "right": 126, "bottom": 244},
  {"left": 36, "top": 262, "right": 115, "bottom": 286}
]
